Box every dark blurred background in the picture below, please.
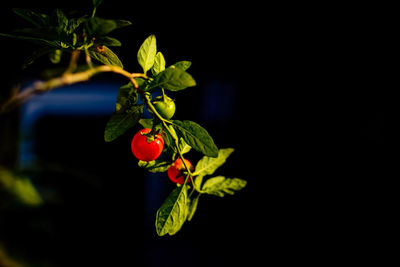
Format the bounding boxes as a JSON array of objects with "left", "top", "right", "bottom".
[{"left": 0, "top": 1, "right": 387, "bottom": 267}]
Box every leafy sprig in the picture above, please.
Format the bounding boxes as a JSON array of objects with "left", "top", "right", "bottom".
[
  {"left": 103, "top": 34, "right": 246, "bottom": 235},
  {"left": 0, "top": 4, "right": 130, "bottom": 69},
  {"left": 0, "top": 3, "right": 247, "bottom": 236}
]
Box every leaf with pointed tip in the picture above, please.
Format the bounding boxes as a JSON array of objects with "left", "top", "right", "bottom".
[
  {"left": 187, "top": 194, "right": 200, "bottom": 221},
  {"left": 171, "top": 61, "right": 191, "bottom": 70},
  {"left": 55, "top": 9, "right": 68, "bottom": 32},
  {"left": 85, "top": 17, "right": 132, "bottom": 37},
  {"left": 95, "top": 36, "right": 121, "bottom": 47},
  {"left": 66, "top": 16, "right": 87, "bottom": 34},
  {"left": 104, "top": 104, "right": 143, "bottom": 142},
  {"left": 12, "top": 8, "right": 48, "bottom": 27},
  {"left": 156, "top": 184, "right": 189, "bottom": 236},
  {"left": 138, "top": 159, "right": 171, "bottom": 173},
  {"left": 0, "top": 167, "right": 42, "bottom": 206},
  {"left": 151, "top": 51, "right": 166, "bottom": 75},
  {"left": 202, "top": 176, "right": 247, "bottom": 197},
  {"left": 172, "top": 120, "right": 218, "bottom": 157},
  {"left": 0, "top": 32, "right": 59, "bottom": 47},
  {"left": 93, "top": 0, "right": 103, "bottom": 8},
  {"left": 194, "top": 148, "right": 234, "bottom": 176},
  {"left": 137, "top": 34, "right": 157, "bottom": 74},
  {"left": 148, "top": 67, "right": 196, "bottom": 92},
  {"left": 88, "top": 46, "right": 123, "bottom": 68},
  {"left": 178, "top": 137, "right": 192, "bottom": 155},
  {"left": 115, "top": 82, "right": 137, "bottom": 112},
  {"left": 12, "top": 27, "right": 59, "bottom": 42}
]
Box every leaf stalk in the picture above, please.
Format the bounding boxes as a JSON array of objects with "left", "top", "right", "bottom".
[{"left": 142, "top": 94, "right": 202, "bottom": 192}]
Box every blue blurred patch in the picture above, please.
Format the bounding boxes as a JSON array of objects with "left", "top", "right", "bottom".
[
  {"left": 200, "top": 79, "right": 236, "bottom": 123},
  {"left": 19, "top": 81, "right": 122, "bottom": 167}
]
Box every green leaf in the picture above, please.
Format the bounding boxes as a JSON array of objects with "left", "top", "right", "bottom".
[
  {"left": 55, "top": 9, "right": 68, "bottom": 32},
  {"left": 136, "top": 77, "right": 148, "bottom": 89},
  {"left": 139, "top": 118, "right": 153, "bottom": 129},
  {"left": 156, "top": 184, "right": 189, "bottom": 236},
  {"left": 138, "top": 159, "right": 171, "bottom": 173},
  {"left": 13, "top": 178, "right": 43, "bottom": 206},
  {"left": 115, "top": 82, "right": 137, "bottom": 112},
  {"left": 66, "top": 16, "right": 87, "bottom": 34},
  {"left": 187, "top": 194, "right": 200, "bottom": 221},
  {"left": 88, "top": 46, "right": 123, "bottom": 68},
  {"left": 104, "top": 104, "right": 143, "bottom": 142},
  {"left": 137, "top": 34, "right": 157, "bottom": 74},
  {"left": 95, "top": 36, "right": 121, "bottom": 47},
  {"left": 194, "top": 148, "right": 234, "bottom": 176},
  {"left": 12, "top": 27, "right": 59, "bottom": 42},
  {"left": 151, "top": 51, "right": 166, "bottom": 75},
  {"left": 113, "top": 20, "right": 132, "bottom": 28},
  {"left": 149, "top": 67, "right": 196, "bottom": 92},
  {"left": 194, "top": 175, "right": 205, "bottom": 192},
  {"left": 178, "top": 137, "right": 192, "bottom": 154},
  {"left": 0, "top": 32, "right": 59, "bottom": 47},
  {"left": 160, "top": 129, "right": 173, "bottom": 152},
  {"left": 172, "top": 120, "right": 218, "bottom": 157},
  {"left": 12, "top": 8, "right": 48, "bottom": 27},
  {"left": 171, "top": 61, "right": 192, "bottom": 71},
  {"left": 0, "top": 167, "right": 42, "bottom": 206},
  {"left": 168, "top": 124, "right": 178, "bottom": 140},
  {"left": 158, "top": 125, "right": 176, "bottom": 155},
  {"left": 93, "top": 0, "right": 103, "bottom": 8},
  {"left": 202, "top": 176, "right": 247, "bottom": 197},
  {"left": 85, "top": 17, "right": 132, "bottom": 37}
]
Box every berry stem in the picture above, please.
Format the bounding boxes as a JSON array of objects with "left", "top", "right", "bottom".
[
  {"left": 161, "top": 88, "right": 166, "bottom": 101},
  {"left": 91, "top": 7, "right": 97, "bottom": 18},
  {"left": 143, "top": 94, "right": 201, "bottom": 191}
]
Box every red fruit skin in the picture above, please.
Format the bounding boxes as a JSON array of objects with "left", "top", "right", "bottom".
[
  {"left": 131, "top": 128, "right": 164, "bottom": 161},
  {"left": 168, "top": 158, "right": 194, "bottom": 184}
]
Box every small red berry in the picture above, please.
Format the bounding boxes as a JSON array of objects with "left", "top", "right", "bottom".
[
  {"left": 168, "top": 158, "right": 194, "bottom": 184},
  {"left": 131, "top": 128, "right": 164, "bottom": 161}
]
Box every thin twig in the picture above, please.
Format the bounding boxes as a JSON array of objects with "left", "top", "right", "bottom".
[
  {"left": 64, "top": 50, "right": 80, "bottom": 74},
  {"left": 0, "top": 65, "right": 147, "bottom": 114},
  {"left": 84, "top": 48, "right": 93, "bottom": 69}
]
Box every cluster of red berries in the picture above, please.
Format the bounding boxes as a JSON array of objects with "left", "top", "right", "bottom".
[{"left": 131, "top": 128, "right": 193, "bottom": 184}]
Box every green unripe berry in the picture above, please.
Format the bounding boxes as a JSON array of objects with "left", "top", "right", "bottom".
[{"left": 152, "top": 95, "right": 176, "bottom": 119}]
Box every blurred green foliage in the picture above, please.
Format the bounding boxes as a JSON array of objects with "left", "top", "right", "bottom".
[
  {"left": 0, "top": 245, "right": 28, "bottom": 267},
  {"left": 0, "top": 167, "right": 43, "bottom": 208}
]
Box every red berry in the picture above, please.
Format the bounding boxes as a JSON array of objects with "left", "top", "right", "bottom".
[
  {"left": 131, "top": 128, "right": 164, "bottom": 161},
  {"left": 168, "top": 158, "right": 194, "bottom": 184}
]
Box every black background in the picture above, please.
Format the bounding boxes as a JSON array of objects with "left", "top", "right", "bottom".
[{"left": 0, "top": 1, "right": 388, "bottom": 266}]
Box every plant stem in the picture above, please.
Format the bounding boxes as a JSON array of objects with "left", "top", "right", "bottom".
[
  {"left": 84, "top": 48, "right": 93, "bottom": 68},
  {"left": 91, "top": 7, "right": 97, "bottom": 18},
  {"left": 161, "top": 88, "right": 166, "bottom": 100},
  {"left": 143, "top": 95, "right": 200, "bottom": 191},
  {"left": 0, "top": 65, "right": 146, "bottom": 114},
  {"left": 64, "top": 50, "right": 80, "bottom": 74}
]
